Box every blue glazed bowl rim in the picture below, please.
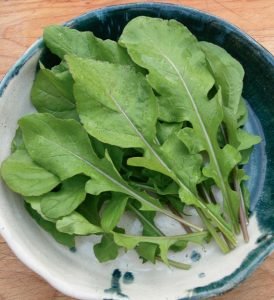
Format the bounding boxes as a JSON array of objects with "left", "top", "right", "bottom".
[{"left": 0, "top": 2, "right": 273, "bottom": 299}]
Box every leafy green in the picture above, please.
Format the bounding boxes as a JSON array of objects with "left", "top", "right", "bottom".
[
  {"left": 66, "top": 51, "right": 237, "bottom": 243},
  {"left": 25, "top": 203, "right": 75, "bottom": 248},
  {"left": 19, "top": 113, "right": 191, "bottom": 225},
  {"left": 100, "top": 193, "right": 128, "bottom": 232},
  {"left": 31, "top": 65, "right": 78, "bottom": 120},
  {"left": 44, "top": 25, "right": 135, "bottom": 66},
  {"left": 76, "top": 194, "right": 104, "bottom": 226},
  {"left": 200, "top": 41, "right": 244, "bottom": 115},
  {"left": 93, "top": 233, "right": 120, "bottom": 262},
  {"left": 56, "top": 212, "right": 102, "bottom": 235},
  {"left": 93, "top": 227, "right": 125, "bottom": 263},
  {"left": 1, "top": 149, "right": 60, "bottom": 196},
  {"left": 26, "top": 175, "right": 87, "bottom": 219},
  {"left": 119, "top": 16, "right": 242, "bottom": 231},
  {"left": 0, "top": 18, "right": 261, "bottom": 269},
  {"left": 11, "top": 128, "right": 25, "bottom": 152},
  {"left": 113, "top": 231, "right": 208, "bottom": 265}
]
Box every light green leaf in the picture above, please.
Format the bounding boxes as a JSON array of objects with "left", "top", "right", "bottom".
[
  {"left": 38, "top": 175, "right": 87, "bottom": 219},
  {"left": 67, "top": 56, "right": 158, "bottom": 148},
  {"left": 200, "top": 42, "right": 260, "bottom": 154},
  {"left": 56, "top": 212, "right": 102, "bottom": 235},
  {"left": 156, "top": 122, "right": 182, "bottom": 145},
  {"left": 200, "top": 41, "right": 244, "bottom": 114},
  {"left": 136, "top": 242, "right": 158, "bottom": 263},
  {"left": 120, "top": 17, "right": 241, "bottom": 230},
  {"left": 44, "top": 25, "right": 135, "bottom": 66},
  {"left": 24, "top": 196, "right": 54, "bottom": 222},
  {"left": 237, "top": 129, "right": 261, "bottom": 151},
  {"left": 93, "top": 233, "right": 120, "bottom": 262},
  {"left": 113, "top": 231, "right": 208, "bottom": 265},
  {"left": 31, "top": 67, "right": 78, "bottom": 120},
  {"left": 66, "top": 52, "right": 232, "bottom": 239},
  {"left": 1, "top": 149, "right": 60, "bottom": 196},
  {"left": 11, "top": 128, "right": 25, "bottom": 152},
  {"left": 237, "top": 98, "right": 248, "bottom": 127},
  {"left": 19, "top": 114, "right": 188, "bottom": 223},
  {"left": 101, "top": 193, "right": 128, "bottom": 232}
]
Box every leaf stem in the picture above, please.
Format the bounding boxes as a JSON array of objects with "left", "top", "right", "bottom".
[
  {"left": 167, "top": 202, "right": 192, "bottom": 233},
  {"left": 156, "top": 256, "right": 191, "bottom": 270},
  {"left": 221, "top": 123, "right": 249, "bottom": 242},
  {"left": 233, "top": 169, "right": 249, "bottom": 242},
  {"left": 128, "top": 203, "right": 164, "bottom": 236},
  {"left": 197, "top": 209, "right": 230, "bottom": 254}
]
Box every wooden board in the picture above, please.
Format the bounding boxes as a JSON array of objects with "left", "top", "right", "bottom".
[{"left": 0, "top": 1, "right": 274, "bottom": 299}]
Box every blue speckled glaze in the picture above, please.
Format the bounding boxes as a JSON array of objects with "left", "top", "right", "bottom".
[
  {"left": 1, "top": 3, "right": 273, "bottom": 299},
  {"left": 190, "top": 251, "right": 201, "bottom": 262},
  {"left": 123, "top": 272, "right": 134, "bottom": 284},
  {"left": 104, "top": 269, "right": 128, "bottom": 299}
]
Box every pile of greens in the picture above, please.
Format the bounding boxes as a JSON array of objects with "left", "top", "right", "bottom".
[{"left": 1, "top": 17, "right": 261, "bottom": 269}]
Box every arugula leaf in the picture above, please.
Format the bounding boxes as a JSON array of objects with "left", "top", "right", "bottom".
[
  {"left": 66, "top": 55, "right": 235, "bottom": 242},
  {"left": 136, "top": 242, "right": 159, "bottom": 263},
  {"left": 101, "top": 193, "right": 128, "bottom": 232},
  {"left": 76, "top": 194, "right": 104, "bottom": 226},
  {"left": 44, "top": 25, "right": 135, "bottom": 66},
  {"left": 31, "top": 66, "right": 78, "bottom": 120},
  {"left": 156, "top": 122, "right": 182, "bottom": 145},
  {"left": 93, "top": 227, "right": 125, "bottom": 263},
  {"left": 56, "top": 212, "right": 102, "bottom": 235},
  {"left": 1, "top": 149, "right": 60, "bottom": 196},
  {"left": 19, "top": 113, "right": 192, "bottom": 226},
  {"left": 26, "top": 175, "right": 88, "bottom": 219},
  {"left": 200, "top": 41, "right": 244, "bottom": 115},
  {"left": 11, "top": 128, "right": 25, "bottom": 152},
  {"left": 200, "top": 41, "right": 261, "bottom": 152},
  {"left": 25, "top": 203, "right": 75, "bottom": 248},
  {"left": 119, "top": 16, "right": 242, "bottom": 232},
  {"left": 93, "top": 233, "right": 120, "bottom": 262},
  {"left": 24, "top": 196, "right": 54, "bottom": 222},
  {"left": 113, "top": 231, "right": 208, "bottom": 265}
]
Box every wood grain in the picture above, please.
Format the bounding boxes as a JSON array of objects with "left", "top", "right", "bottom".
[{"left": 0, "top": 0, "right": 274, "bottom": 299}]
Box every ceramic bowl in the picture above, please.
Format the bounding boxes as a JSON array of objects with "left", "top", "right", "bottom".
[{"left": 0, "top": 3, "right": 273, "bottom": 300}]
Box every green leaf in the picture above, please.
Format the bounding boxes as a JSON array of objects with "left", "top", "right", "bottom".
[
  {"left": 128, "top": 202, "right": 163, "bottom": 236},
  {"left": 200, "top": 41, "right": 244, "bottom": 115},
  {"left": 67, "top": 55, "right": 158, "bottom": 149},
  {"left": 113, "top": 231, "right": 208, "bottom": 265},
  {"left": 200, "top": 41, "right": 261, "bottom": 155},
  {"left": 237, "top": 129, "right": 261, "bottom": 151},
  {"left": 120, "top": 17, "right": 241, "bottom": 230},
  {"left": 93, "top": 233, "right": 120, "bottom": 262},
  {"left": 24, "top": 196, "right": 55, "bottom": 222},
  {"left": 56, "top": 212, "right": 102, "bottom": 235},
  {"left": 136, "top": 242, "right": 158, "bottom": 263},
  {"left": 44, "top": 25, "right": 135, "bottom": 66},
  {"left": 27, "top": 175, "right": 87, "bottom": 219},
  {"left": 25, "top": 203, "right": 75, "bottom": 247},
  {"left": 156, "top": 122, "right": 182, "bottom": 145},
  {"left": 76, "top": 194, "right": 104, "bottom": 226},
  {"left": 31, "top": 66, "right": 78, "bottom": 120},
  {"left": 19, "top": 114, "right": 188, "bottom": 223},
  {"left": 101, "top": 193, "right": 128, "bottom": 232},
  {"left": 1, "top": 149, "right": 60, "bottom": 196},
  {"left": 11, "top": 128, "right": 25, "bottom": 152},
  {"left": 237, "top": 98, "right": 248, "bottom": 127},
  {"left": 66, "top": 52, "right": 231, "bottom": 238}
]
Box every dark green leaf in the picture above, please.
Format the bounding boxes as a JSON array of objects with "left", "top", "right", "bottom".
[{"left": 25, "top": 203, "right": 75, "bottom": 248}]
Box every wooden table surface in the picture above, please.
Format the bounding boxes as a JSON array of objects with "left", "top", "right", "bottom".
[{"left": 0, "top": 0, "right": 274, "bottom": 299}]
